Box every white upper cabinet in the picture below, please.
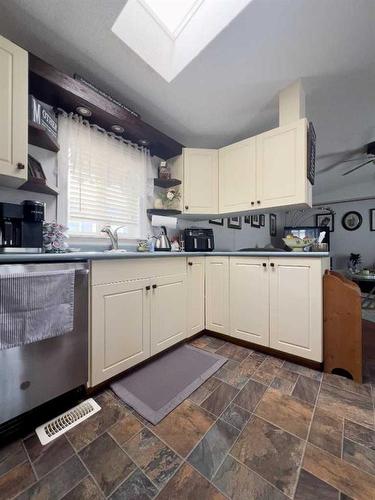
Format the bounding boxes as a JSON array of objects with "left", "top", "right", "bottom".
[
  {"left": 0, "top": 35, "right": 28, "bottom": 187},
  {"left": 183, "top": 148, "right": 218, "bottom": 214},
  {"left": 219, "top": 137, "right": 256, "bottom": 213},
  {"left": 256, "top": 118, "right": 311, "bottom": 210}
]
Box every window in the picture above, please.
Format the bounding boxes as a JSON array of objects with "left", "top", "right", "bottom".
[
  {"left": 112, "top": 0, "right": 253, "bottom": 82},
  {"left": 58, "top": 113, "right": 152, "bottom": 239}
]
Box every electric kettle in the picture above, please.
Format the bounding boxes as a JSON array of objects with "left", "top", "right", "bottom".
[{"left": 154, "top": 226, "right": 171, "bottom": 251}]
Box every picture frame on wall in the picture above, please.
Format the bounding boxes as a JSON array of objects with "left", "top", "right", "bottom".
[
  {"left": 269, "top": 213, "right": 277, "bottom": 237},
  {"left": 209, "top": 218, "right": 224, "bottom": 226},
  {"left": 316, "top": 213, "right": 334, "bottom": 232},
  {"left": 251, "top": 215, "right": 260, "bottom": 228},
  {"left": 342, "top": 211, "right": 362, "bottom": 231},
  {"left": 370, "top": 209, "right": 375, "bottom": 231},
  {"left": 244, "top": 216, "right": 251, "bottom": 224},
  {"left": 227, "top": 217, "right": 242, "bottom": 229},
  {"left": 260, "top": 214, "right": 265, "bottom": 227}
]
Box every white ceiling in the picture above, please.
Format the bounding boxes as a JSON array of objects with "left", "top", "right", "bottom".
[{"left": 0, "top": 0, "right": 375, "bottom": 200}]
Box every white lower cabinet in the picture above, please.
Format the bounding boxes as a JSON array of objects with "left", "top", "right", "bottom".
[
  {"left": 90, "top": 258, "right": 187, "bottom": 386},
  {"left": 206, "top": 256, "right": 326, "bottom": 362},
  {"left": 91, "top": 278, "right": 151, "bottom": 386},
  {"left": 151, "top": 273, "right": 187, "bottom": 355},
  {"left": 269, "top": 257, "right": 324, "bottom": 362},
  {"left": 187, "top": 257, "right": 205, "bottom": 337},
  {"left": 230, "top": 257, "right": 269, "bottom": 346},
  {"left": 205, "top": 257, "right": 229, "bottom": 334}
]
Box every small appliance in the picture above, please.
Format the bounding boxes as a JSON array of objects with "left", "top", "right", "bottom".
[
  {"left": 184, "top": 228, "right": 214, "bottom": 252},
  {"left": 0, "top": 200, "right": 45, "bottom": 253},
  {"left": 154, "top": 226, "right": 172, "bottom": 251}
]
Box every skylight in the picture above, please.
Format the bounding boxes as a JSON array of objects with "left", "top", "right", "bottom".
[
  {"left": 140, "top": 0, "right": 203, "bottom": 39},
  {"left": 112, "top": 0, "right": 253, "bottom": 82}
]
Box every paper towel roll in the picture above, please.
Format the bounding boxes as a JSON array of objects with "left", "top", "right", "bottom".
[{"left": 151, "top": 215, "right": 178, "bottom": 228}]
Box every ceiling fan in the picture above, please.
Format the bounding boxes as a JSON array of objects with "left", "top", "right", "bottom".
[{"left": 318, "top": 141, "right": 375, "bottom": 176}]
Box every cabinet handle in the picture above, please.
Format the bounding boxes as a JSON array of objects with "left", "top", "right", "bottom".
[
  {"left": 152, "top": 284, "right": 157, "bottom": 289},
  {"left": 251, "top": 201, "right": 255, "bottom": 206},
  {"left": 185, "top": 205, "right": 189, "bottom": 210},
  {"left": 17, "top": 162, "right": 25, "bottom": 170},
  {"left": 257, "top": 200, "right": 261, "bottom": 205},
  {"left": 145, "top": 285, "right": 151, "bottom": 291},
  {"left": 188, "top": 262, "right": 193, "bottom": 266},
  {"left": 270, "top": 263, "right": 275, "bottom": 267},
  {"left": 262, "top": 263, "right": 267, "bottom": 267}
]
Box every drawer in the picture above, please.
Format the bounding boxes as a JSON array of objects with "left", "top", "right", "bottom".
[{"left": 91, "top": 257, "right": 187, "bottom": 286}]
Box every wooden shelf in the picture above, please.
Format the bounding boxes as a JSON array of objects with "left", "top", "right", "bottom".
[
  {"left": 28, "top": 121, "right": 60, "bottom": 153},
  {"left": 29, "top": 54, "right": 183, "bottom": 159},
  {"left": 147, "top": 209, "right": 181, "bottom": 216},
  {"left": 19, "top": 178, "right": 59, "bottom": 196},
  {"left": 154, "top": 178, "right": 182, "bottom": 188}
]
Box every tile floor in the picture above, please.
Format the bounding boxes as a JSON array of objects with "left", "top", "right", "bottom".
[{"left": 1, "top": 333, "right": 375, "bottom": 499}]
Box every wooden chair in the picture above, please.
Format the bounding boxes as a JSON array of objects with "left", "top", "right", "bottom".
[{"left": 323, "top": 270, "right": 362, "bottom": 383}]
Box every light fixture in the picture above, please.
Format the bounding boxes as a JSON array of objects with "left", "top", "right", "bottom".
[
  {"left": 76, "top": 106, "right": 92, "bottom": 117},
  {"left": 111, "top": 124, "right": 125, "bottom": 134}
]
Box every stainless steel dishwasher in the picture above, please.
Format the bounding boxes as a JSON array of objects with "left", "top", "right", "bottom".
[{"left": 0, "top": 261, "right": 89, "bottom": 425}]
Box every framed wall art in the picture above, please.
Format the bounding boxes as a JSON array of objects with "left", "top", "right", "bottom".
[
  {"left": 251, "top": 215, "right": 260, "bottom": 228},
  {"left": 209, "top": 219, "right": 224, "bottom": 226},
  {"left": 227, "top": 217, "right": 242, "bottom": 229},
  {"left": 342, "top": 211, "right": 362, "bottom": 231},
  {"left": 269, "top": 214, "right": 277, "bottom": 236},
  {"left": 316, "top": 213, "right": 334, "bottom": 232},
  {"left": 370, "top": 209, "right": 375, "bottom": 231}
]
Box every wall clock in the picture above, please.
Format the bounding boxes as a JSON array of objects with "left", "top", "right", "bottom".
[{"left": 342, "top": 211, "right": 362, "bottom": 231}]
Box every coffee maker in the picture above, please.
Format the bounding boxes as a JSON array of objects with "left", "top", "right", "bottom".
[{"left": 0, "top": 200, "right": 45, "bottom": 253}]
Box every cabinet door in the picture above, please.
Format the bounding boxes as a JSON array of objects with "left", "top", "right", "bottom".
[
  {"left": 205, "top": 257, "right": 229, "bottom": 334},
  {"left": 219, "top": 137, "right": 256, "bottom": 213},
  {"left": 91, "top": 279, "right": 151, "bottom": 386},
  {"left": 230, "top": 257, "right": 269, "bottom": 346},
  {"left": 151, "top": 273, "right": 187, "bottom": 355},
  {"left": 187, "top": 257, "right": 205, "bottom": 337},
  {"left": 269, "top": 258, "right": 323, "bottom": 361},
  {"left": 183, "top": 148, "right": 218, "bottom": 214},
  {"left": 256, "top": 119, "right": 311, "bottom": 210},
  {"left": 0, "top": 35, "right": 28, "bottom": 187}
]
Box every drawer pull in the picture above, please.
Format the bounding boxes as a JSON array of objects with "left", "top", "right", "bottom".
[
  {"left": 17, "top": 162, "right": 25, "bottom": 170},
  {"left": 270, "top": 263, "right": 275, "bottom": 267},
  {"left": 188, "top": 262, "right": 193, "bottom": 266},
  {"left": 262, "top": 263, "right": 267, "bottom": 267},
  {"left": 152, "top": 284, "right": 157, "bottom": 289},
  {"left": 145, "top": 285, "right": 151, "bottom": 291}
]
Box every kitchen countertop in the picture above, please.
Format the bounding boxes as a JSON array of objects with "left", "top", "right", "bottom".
[{"left": 0, "top": 251, "right": 330, "bottom": 263}]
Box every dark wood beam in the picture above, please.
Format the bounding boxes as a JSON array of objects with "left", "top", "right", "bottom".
[{"left": 29, "top": 54, "right": 183, "bottom": 159}]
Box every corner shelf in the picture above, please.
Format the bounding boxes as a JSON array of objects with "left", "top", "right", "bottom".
[
  {"left": 28, "top": 121, "right": 60, "bottom": 153},
  {"left": 19, "top": 178, "right": 59, "bottom": 196},
  {"left": 153, "top": 178, "right": 182, "bottom": 188},
  {"left": 147, "top": 209, "right": 181, "bottom": 217}
]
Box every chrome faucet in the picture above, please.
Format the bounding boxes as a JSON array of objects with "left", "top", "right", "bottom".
[{"left": 101, "top": 225, "right": 127, "bottom": 251}]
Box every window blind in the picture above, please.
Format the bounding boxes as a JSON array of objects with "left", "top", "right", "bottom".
[{"left": 58, "top": 114, "right": 150, "bottom": 239}]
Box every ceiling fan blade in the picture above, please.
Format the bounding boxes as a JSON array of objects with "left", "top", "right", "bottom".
[
  {"left": 318, "top": 154, "right": 375, "bottom": 175},
  {"left": 317, "top": 146, "right": 366, "bottom": 160},
  {"left": 342, "top": 159, "right": 374, "bottom": 176}
]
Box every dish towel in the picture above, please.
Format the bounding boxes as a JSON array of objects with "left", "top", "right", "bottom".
[{"left": 0, "top": 269, "right": 75, "bottom": 350}]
